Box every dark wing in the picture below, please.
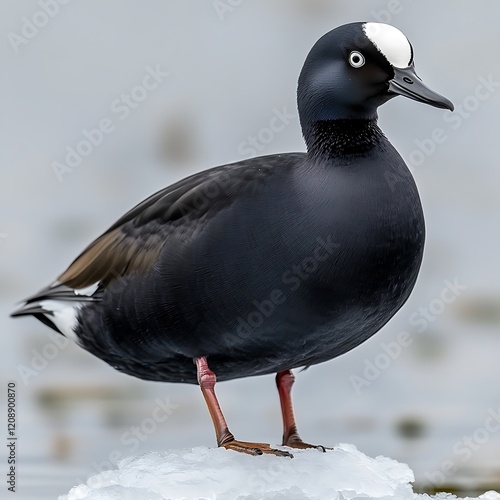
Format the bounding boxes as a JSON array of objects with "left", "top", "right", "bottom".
[
  {"left": 57, "top": 156, "right": 282, "bottom": 289},
  {"left": 11, "top": 153, "right": 303, "bottom": 328}
]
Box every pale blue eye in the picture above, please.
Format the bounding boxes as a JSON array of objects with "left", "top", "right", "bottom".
[{"left": 349, "top": 51, "right": 365, "bottom": 68}]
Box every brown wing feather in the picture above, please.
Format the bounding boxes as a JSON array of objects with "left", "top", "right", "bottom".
[{"left": 58, "top": 229, "right": 162, "bottom": 289}]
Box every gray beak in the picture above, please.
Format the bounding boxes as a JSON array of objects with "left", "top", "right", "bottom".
[{"left": 388, "top": 64, "right": 454, "bottom": 111}]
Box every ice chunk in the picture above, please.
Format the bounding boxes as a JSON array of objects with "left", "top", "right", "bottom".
[{"left": 60, "top": 444, "right": 500, "bottom": 500}]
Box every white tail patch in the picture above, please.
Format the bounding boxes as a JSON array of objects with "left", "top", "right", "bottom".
[
  {"left": 38, "top": 283, "right": 100, "bottom": 343},
  {"left": 40, "top": 300, "right": 82, "bottom": 342},
  {"left": 363, "top": 23, "right": 412, "bottom": 69}
]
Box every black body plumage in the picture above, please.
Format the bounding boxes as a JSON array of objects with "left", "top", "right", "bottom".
[
  {"left": 76, "top": 119, "right": 424, "bottom": 384},
  {"left": 12, "top": 22, "right": 453, "bottom": 389}
]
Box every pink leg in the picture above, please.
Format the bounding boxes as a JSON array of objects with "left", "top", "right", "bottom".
[
  {"left": 195, "top": 357, "right": 292, "bottom": 457},
  {"left": 276, "top": 370, "right": 327, "bottom": 451}
]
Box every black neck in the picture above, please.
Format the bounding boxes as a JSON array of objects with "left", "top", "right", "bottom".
[{"left": 304, "top": 119, "right": 386, "bottom": 159}]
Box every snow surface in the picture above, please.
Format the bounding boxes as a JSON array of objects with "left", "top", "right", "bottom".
[{"left": 60, "top": 444, "right": 500, "bottom": 500}]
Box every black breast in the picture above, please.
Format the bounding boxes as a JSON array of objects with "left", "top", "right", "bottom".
[{"left": 76, "top": 127, "right": 424, "bottom": 384}]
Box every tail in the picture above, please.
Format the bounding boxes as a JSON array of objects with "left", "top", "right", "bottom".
[{"left": 11, "top": 282, "right": 101, "bottom": 340}]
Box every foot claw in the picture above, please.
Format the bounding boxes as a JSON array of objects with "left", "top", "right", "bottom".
[
  {"left": 221, "top": 439, "right": 293, "bottom": 458},
  {"left": 283, "top": 435, "right": 331, "bottom": 452}
]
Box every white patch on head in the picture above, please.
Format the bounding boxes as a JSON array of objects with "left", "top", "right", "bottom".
[
  {"left": 41, "top": 300, "right": 82, "bottom": 343},
  {"left": 363, "top": 23, "right": 412, "bottom": 68}
]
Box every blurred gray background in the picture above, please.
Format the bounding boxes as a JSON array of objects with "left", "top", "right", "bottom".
[{"left": 1, "top": 1, "right": 499, "bottom": 498}]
